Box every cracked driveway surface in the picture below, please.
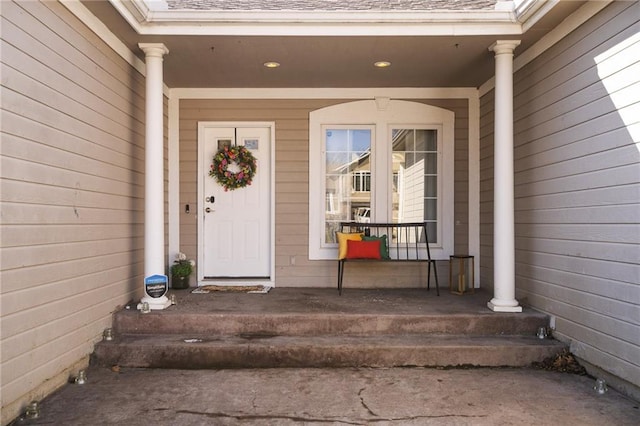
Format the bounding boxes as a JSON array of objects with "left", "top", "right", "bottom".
[{"left": 18, "top": 366, "right": 639, "bottom": 425}]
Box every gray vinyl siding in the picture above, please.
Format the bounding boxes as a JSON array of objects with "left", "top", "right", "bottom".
[
  {"left": 481, "top": 1, "right": 639, "bottom": 388},
  {"left": 179, "top": 98, "right": 468, "bottom": 287},
  {"left": 0, "top": 1, "right": 152, "bottom": 422}
]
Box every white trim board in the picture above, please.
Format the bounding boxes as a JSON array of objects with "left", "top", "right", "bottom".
[
  {"left": 168, "top": 96, "right": 180, "bottom": 269},
  {"left": 170, "top": 87, "right": 479, "bottom": 100},
  {"left": 468, "top": 95, "right": 481, "bottom": 288}
]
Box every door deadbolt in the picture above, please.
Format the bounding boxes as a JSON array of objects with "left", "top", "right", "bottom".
[{"left": 206, "top": 196, "right": 215, "bottom": 203}]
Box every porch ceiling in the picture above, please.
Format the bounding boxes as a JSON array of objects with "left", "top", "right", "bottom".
[{"left": 81, "top": 0, "right": 586, "bottom": 89}]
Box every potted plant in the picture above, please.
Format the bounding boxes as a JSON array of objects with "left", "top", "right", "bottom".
[{"left": 171, "top": 252, "right": 194, "bottom": 289}]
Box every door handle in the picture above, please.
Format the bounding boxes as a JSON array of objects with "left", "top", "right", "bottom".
[{"left": 205, "top": 207, "right": 213, "bottom": 213}]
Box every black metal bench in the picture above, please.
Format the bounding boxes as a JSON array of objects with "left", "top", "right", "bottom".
[{"left": 337, "top": 221, "right": 440, "bottom": 296}]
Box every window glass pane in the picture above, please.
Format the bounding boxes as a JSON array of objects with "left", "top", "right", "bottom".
[
  {"left": 391, "top": 129, "right": 413, "bottom": 150},
  {"left": 426, "top": 153, "right": 437, "bottom": 172},
  {"left": 392, "top": 129, "right": 438, "bottom": 239},
  {"left": 324, "top": 128, "right": 371, "bottom": 244},
  {"left": 415, "top": 129, "right": 437, "bottom": 151},
  {"left": 426, "top": 222, "right": 437, "bottom": 244},
  {"left": 424, "top": 199, "right": 437, "bottom": 221},
  {"left": 425, "top": 176, "right": 437, "bottom": 197}
]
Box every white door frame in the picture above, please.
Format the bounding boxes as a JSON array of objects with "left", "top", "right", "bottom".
[{"left": 197, "top": 121, "right": 276, "bottom": 287}]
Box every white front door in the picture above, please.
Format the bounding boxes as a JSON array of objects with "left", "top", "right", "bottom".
[{"left": 198, "top": 123, "right": 272, "bottom": 282}]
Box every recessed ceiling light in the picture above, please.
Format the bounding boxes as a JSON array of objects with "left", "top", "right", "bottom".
[
  {"left": 374, "top": 61, "right": 391, "bottom": 68},
  {"left": 263, "top": 61, "right": 280, "bottom": 68}
]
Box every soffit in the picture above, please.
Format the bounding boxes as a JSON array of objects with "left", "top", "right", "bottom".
[{"left": 80, "top": 0, "right": 586, "bottom": 89}]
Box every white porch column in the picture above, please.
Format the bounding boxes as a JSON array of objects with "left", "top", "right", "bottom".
[
  {"left": 139, "top": 43, "right": 171, "bottom": 310},
  {"left": 488, "top": 40, "right": 522, "bottom": 313}
]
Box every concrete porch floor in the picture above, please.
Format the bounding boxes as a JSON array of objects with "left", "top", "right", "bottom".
[
  {"left": 16, "top": 365, "right": 639, "bottom": 425},
  {"left": 151, "top": 286, "right": 512, "bottom": 315},
  {"left": 12, "top": 288, "right": 640, "bottom": 425}
]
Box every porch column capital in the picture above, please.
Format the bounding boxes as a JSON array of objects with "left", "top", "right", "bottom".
[
  {"left": 140, "top": 42, "right": 171, "bottom": 310},
  {"left": 139, "top": 43, "right": 170, "bottom": 58},
  {"left": 488, "top": 38, "right": 522, "bottom": 313},
  {"left": 488, "top": 40, "right": 521, "bottom": 55}
]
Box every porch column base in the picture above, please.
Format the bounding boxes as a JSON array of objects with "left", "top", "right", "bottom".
[
  {"left": 138, "top": 296, "right": 172, "bottom": 311},
  {"left": 487, "top": 299, "right": 522, "bottom": 313}
]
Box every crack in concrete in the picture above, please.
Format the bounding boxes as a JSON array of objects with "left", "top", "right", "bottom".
[
  {"left": 358, "top": 387, "right": 378, "bottom": 417},
  {"left": 367, "top": 414, "right": 490, "bottom": 422},
  {"left": 158, "top": 408, "right": 488, "bottom": 424},
  {"left": 169, "top": 410, "right": 364, "bottom": 424}
]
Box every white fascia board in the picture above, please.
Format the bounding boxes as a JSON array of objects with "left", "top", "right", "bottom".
[
  {"left": 110, "top": 1, "right": 520, "bottom": 36},
  {"left": 144, "top": 0, "right": 168, "bottom": 11},
  {"left": 514, "top": 0, "right": 545, "bottom": 20},
  {"left": 108, "top": 0, "right": 148, "bottom": 29},
  {"left": 518, "top": 0, "right": 560, "bottom": 32},
  {"left": 171, "top": 87, "right": 478, "bottom": 100},
  {"left": 126, "top": 0, "right": 154, "bottom": 17},
  {"left": 134, "top": 22, "right": 522, "bottom": 37},
  {"left": 135, "top": 22, "right": 523, "bottom": 36},
  {"left": 146, "top": 10, "right": 515, "bottom": 24}
]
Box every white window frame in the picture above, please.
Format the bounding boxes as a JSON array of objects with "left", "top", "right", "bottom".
[{"left": 309, "top": 99, "right": 454, "bottom": 260}]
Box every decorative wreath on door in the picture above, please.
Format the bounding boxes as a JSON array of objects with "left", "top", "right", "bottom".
[{"left": 209, "top": 145, "right": 257, "bottom": 191}]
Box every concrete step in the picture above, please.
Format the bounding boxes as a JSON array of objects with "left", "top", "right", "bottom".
[
  {"left": 112, "top": 310, "right": 550, "bottom": 336},
  {"left": 93, "top": 333, "right": 566, "bottom": 369},
  {"left": 97, "top": 291, "right": 564, "bottom": 370}
]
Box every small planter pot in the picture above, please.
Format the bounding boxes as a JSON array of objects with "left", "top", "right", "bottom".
[{"left": 172, "top": 275, "right": 190, "bottom": 289}]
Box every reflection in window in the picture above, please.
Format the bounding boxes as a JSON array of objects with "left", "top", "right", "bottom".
[
  {"left": 392, "top": 129, "right": 438, "bottom": 243},
  {"left": 352, "top": 171, "right": 371, "bottom": 192},
  {"left": 324, "top": 128, "right": 372, "bottom": 244}
]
